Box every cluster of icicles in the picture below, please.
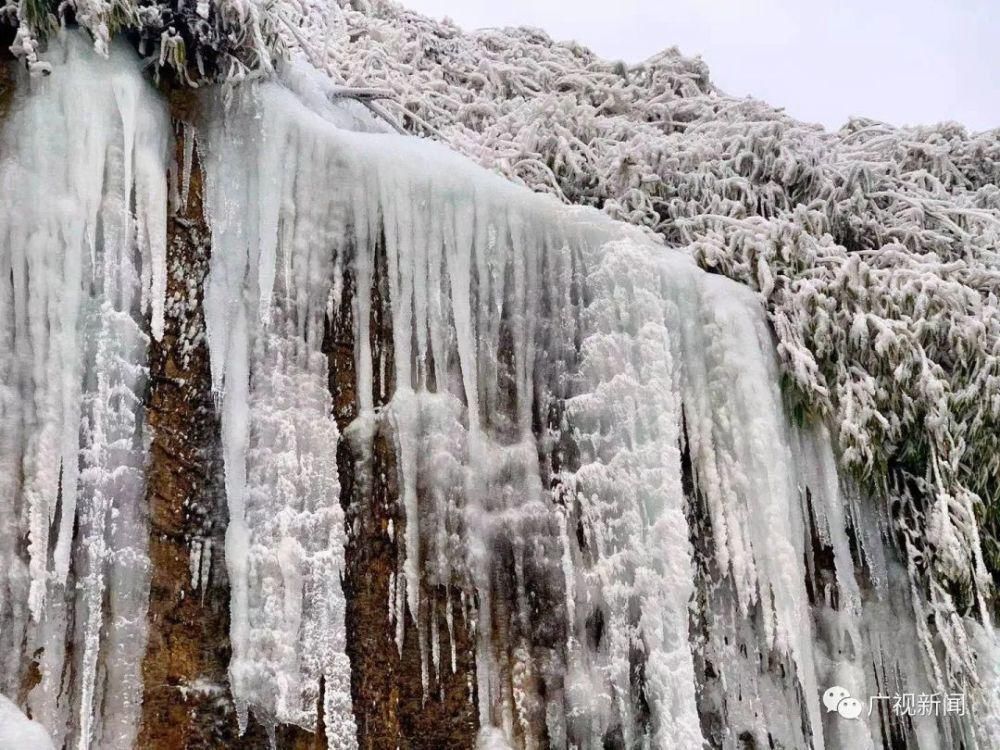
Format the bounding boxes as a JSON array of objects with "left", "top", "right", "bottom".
[{"left": 1, "top": 32, "right": 998, "bottom": 750}]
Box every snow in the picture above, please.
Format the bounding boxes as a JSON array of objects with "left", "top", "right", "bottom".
[
  {"left": 8, "top": 0, "right": 287, "bottom": 83},
  {"left": 0, "top": 695, "right": 56, "bottom": 750}
]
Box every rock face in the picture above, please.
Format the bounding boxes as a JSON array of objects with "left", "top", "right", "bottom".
[
  {"left": 332, "top": 243, "right": 479, "bottom": 749},
  {"left": 137, "top": 109, "right": 240, "bottom": 749},
  {"left": 0, "top": 66, "right": 12, "bottom": 116}
]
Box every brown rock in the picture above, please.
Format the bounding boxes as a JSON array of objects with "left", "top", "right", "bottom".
[
  {"left": 137, "top": 107, "right": 239, "bottom": 749},
  {"left": 331, "top": 234, "right": 479, "bottom": 749},
  {"left": 137, "top": 100, "right": 325, "bottom": 749}
]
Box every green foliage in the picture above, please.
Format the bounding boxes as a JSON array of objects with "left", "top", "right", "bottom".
[{"left": 18, "top": 0, "right": 56, "bottom": 33}]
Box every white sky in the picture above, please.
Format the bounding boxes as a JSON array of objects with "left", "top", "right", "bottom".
[{"left": 402, "top": 0, "right": 999, "bottom": 133}]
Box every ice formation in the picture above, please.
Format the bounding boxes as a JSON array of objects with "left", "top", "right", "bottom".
[
  {"left": 0, "top": 16, "right": 998, "bottom": 750},
  {"left": 198, "top": 75, "right": 361, "bottom": 743},
  {"left": 330, "top": 0, "right": 1000, "bottom": 636},
  {"left": 0, "top": 34, "right": 168, "bottom": 750},
  {"left": 191, "top": 64, "right": 1000, "bottom": 748}
]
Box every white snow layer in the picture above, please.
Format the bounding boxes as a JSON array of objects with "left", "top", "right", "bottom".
[
  {"left": 1, "top": 36, "right": 998, "bottom": 750},
  {"left": 0, "top": 694, "right": 56, "bottom": 750}
]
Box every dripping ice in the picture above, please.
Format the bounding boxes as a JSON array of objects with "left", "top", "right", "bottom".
[
  {"left": 199, "top": 61, "right": 1000, "bottom": 749},
  {"left": 0, "top": 34, "right": 168, "bottom": 750}
]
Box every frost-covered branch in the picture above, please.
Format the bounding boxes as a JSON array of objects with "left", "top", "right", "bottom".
[{"left": 2, "top": 0, "right": 285, "bottom": 83}]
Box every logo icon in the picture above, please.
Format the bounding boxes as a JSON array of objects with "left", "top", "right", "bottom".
[{"left": 823, "top": 685, "right": 863, "bottom": 720}]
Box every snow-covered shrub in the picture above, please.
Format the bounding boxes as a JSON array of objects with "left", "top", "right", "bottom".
[{"left": 2, "top": 0, "right": 285, "bottom": 81}]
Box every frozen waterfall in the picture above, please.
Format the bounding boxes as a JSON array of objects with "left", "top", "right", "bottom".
[
  {"left": 0, "top": 31, "right": 997, "bottom": 750},
  {"left": 0, "top": 35, "right": 168, "bottom": 750}
]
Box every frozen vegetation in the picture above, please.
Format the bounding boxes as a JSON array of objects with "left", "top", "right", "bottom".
[{"left": 0, "top": 1, "right": 998, "bottom": 749}]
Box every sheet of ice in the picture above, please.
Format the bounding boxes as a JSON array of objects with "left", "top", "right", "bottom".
[
  {"left": 560, "top": 239, "right": 703, "bottom": 747},
  {"left": 205, "top": 65, "right": 712, "bottom": 747},
  {"left": 201, "top": 71, "right": 357, "bottom": 744},
  {"left": 197, "top": 61, "right": 1000, "bottom": 749},
  {"left": 0, "top": 32, "right": 167, "bottom": 750}
]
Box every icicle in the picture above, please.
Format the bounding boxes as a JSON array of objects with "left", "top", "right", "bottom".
[
  {"left": 389, "top": 390, "right": 422, "bottom": 642},
  {"left": 0, "top": 32, "right": 167, "bottom": 749},
  {"left": 447, "top": 591, "right": 457, "bottom": 675},
  {"left": 201, "top": 75, "right": 358, "bottom": 741},
  {"left": 430, "top": 596, "right": 441, "bottom": 683},
  {"left": 219, "top": 302, "right": 252, "bottom": 732}
]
